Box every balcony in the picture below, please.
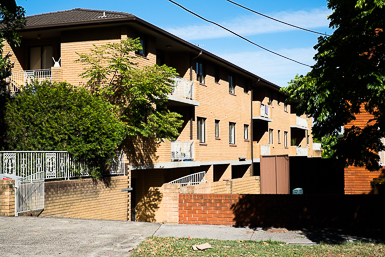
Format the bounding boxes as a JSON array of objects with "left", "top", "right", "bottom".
[
  {"left": 290, "top": 115, "right": 308, "bottom": 130},
  {"left": 6, "top": 69, "right": 52, "bottom": 94},
  {"left": 296, "top": 146, "right": 308, "bottom": 156},
  {"left": 252, "top": 102, "right": 272, "bottom": 122},
  {"left": 261, "top": 144, "right": 271, "bottom": 156},
  {"left": 168, "top": 77, "right": 199, "bottom": 106},
  {"left": 171, "top": 140, "right": 195, "bottom": 162}
]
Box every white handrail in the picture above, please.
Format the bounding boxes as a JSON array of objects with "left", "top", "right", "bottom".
[{"left": 168, "top": 171, "right": 206, "bottom": 187}]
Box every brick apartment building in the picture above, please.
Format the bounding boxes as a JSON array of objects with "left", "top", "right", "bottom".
[{"left": 3, "top": 9, "right": 320, "bottom": 221}]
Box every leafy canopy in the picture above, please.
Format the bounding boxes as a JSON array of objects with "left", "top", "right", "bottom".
[
  {"left": 76, "top": 37, "right": 183, "bottom": 141},
  {"left": 4, "top": 81, "right": 127, "bottom": 177},
  {"left": 281, "top": 0, "right": 385, "bottom": 170}
]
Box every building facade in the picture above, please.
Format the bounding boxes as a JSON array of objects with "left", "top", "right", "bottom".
[{"left": 3, "top": 9, "right": 318, "bottom": 221}]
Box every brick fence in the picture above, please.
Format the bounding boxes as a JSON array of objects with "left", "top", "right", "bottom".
[
  {"left": 179, "top": 194, "right": 239, "bottom": 225},
  {"left": 40, "top": 176, "right": 129, "bottom": 221},
  {"left": 179, "top": 193, "right": 385, "bottom": 229}
]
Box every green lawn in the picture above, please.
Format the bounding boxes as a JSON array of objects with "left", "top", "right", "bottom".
[{"left": 131, "top": 237, "right": 384, "bottom": 256}]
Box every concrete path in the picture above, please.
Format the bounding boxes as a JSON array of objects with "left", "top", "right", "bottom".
[{"left": 1, "top": 216, "right": 383, "bottom": 257}]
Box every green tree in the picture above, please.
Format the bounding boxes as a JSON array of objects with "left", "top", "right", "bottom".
[
  {"left": 76, "top": 37, "right": 183, "bottom": 141},
  {"left": 281, "top": 0, "right": 385, "bottom": 171},
  {"left": 4, "top": 81, "right": 127, "bottom": 177},
  {"left": 0, "top": 2, "right": 25, "bottom": 149}
]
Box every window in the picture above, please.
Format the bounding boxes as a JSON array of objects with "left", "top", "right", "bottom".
[
  {"left": 229, "top": 122, "right": 236, "bottom": 144},
  {"left": 229, "top": 75, "right": 235, "bottom": 94},
  {"left": 278, "top": 130, "right": 281, "bottom": 144},
  {"left": 284, "top": 103, "right": 288, "bottom": 112},
  {"left": 196, "top": 61, "right": 205, "bottom": 84},
  {"left": 197, "top": 117, "right": 206, "bottom": 143},
  {"left": 284, "top": 131, "right": 288, "bottom": 148},
  {"left": 307, "top": 131, "right": 310, "bottom": 146},
  {"left": 156, "top": 50, "right": 165, "bottom": 66},
  {"left": 269, "top": 129, "right": 273, "bottom": 144},
  {"left": 244, "top": 125, "right": 249, "bottom": 140},
  {"left": 215, "top": 120, "right": 220, "bottom": 138},
  {"left": 215, "top": 67, "right": 220, "bottom": 83},
  {"left": 29, "top": 45, "right": 53, "bottom": 70},
  {"left": 135, "top": 38, "right": 146, "bottom": 56}
]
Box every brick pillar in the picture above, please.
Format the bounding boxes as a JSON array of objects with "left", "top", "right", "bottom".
[
  {"left": 0, "top": 180, "right": 15, "bottom": 216},
  {"left": 51, "top": 67, "right": 63, "bottom": 83}
]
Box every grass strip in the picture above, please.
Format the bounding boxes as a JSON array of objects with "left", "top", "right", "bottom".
[{"left": 131, "top": 236, "right": 385, "bottom": 256}]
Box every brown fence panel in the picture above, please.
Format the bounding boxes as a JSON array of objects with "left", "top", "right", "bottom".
[
  {"left": 261, "top": 155, "right": 289, "bottom": 194},
  {"left": 260, "top": 156, "right": 276, "bottom": 194},
  {"left": 276, "top": 155, "right": 290, "bottom": 194}
]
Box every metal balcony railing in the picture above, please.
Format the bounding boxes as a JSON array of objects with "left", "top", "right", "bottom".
[
  {"left": 296, "top": 147, "right": 308, "bottom": 156},
  {"left": 171, "top": 140, "right": 194, "bottom": 161},
  {"left": 296, "top": 116, "right": 308, "bottom": 128},
  {"left": 168, "top": 171, "right": 206, "bottom": 186},
  {"left": 6, "top": 69, "right": 51, "bottom": 94},
  {"left": 261, "top": 145, "right": 270, "bottom": 155},
  {"left": 260, "top": 104, "right": 270, "bottom": 119},
  {"left": 170, "top": 77, "right": 194, "bottom": 100}
]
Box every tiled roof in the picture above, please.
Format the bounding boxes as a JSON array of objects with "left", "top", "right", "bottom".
[{"left": 25, "top": 8, "right": 134, "bottom": 27}]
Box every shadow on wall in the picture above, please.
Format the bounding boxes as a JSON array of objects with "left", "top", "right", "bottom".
[
  {"left": 370, "top": 167, "right": 385, "bottom": 194},
  {"left": 135, "top": 187, "right": 162, "bottom": 222},
  {"left": 121, "top": 136, "right": 159, "bottom": 165},
  {"left": 231, "top": 194, "right": 385, "bottom": 231}
]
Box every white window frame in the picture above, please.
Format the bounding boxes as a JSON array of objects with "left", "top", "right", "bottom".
[
  {"left": 278, "top": 130, "right": 281, "bottom": 144},
  {"left": 215, "top": 120, "right": 220, "bottom": 138},
  {"left": 196, "top": 61, "right": 205, "bottom": 84},
  {"left": 284, "top": 131, "right": 288, "bottom": 148},
  {"left": 229, "top": 122, "right": 236, "bottom": 144},
  {"left": 269, "top": 129, "right": 273, "bottom": 144},
  {"left": 229, "top": 75, "right": 235, "bottom": 94},
  {"left": 197, "top": 117, "right": 206, "bottom": 143},
  {"left": 244, "top": 124, "right": 249, "bottom": 140}
]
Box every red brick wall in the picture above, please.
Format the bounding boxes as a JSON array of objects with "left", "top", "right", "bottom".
[
  {"left": 179, "top": 193, "right": 385, "bottom": 229},
  {"left": 344, "top": 105, "right": 383, "bottom": 194},
  {"left": 179, "top": 193, "right": 239, "bottom": 225}
]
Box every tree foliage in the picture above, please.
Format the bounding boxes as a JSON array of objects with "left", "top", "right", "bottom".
[
  {"left": 0, "top": 2, "right": 25, "bottom": 148},
  {"left": 4, "top": 81, "right": 127, "bottom": 177},
  {"left": 281, "top": 0, "right": 385, "bottom": 171},
  {"left": 76, "top": 37, "right": 183, "bottom": 141}
]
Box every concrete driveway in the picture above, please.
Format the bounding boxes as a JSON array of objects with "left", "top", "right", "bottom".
[{"left": 0, "top": 216, "right": 160, "bottom": 257}]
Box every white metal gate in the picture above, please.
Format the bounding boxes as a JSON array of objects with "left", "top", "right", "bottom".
[{"left": 15, "top": 180, "right": 45, "bottom": 216}]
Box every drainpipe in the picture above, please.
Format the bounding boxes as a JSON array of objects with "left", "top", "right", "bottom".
[{"left": 189, "top": 51, "right": 203, "bottom": 140}]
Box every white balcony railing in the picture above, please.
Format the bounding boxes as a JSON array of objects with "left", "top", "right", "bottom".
[
  {"left": 6, "top": 69, "right": 51, "bottom": 94},
  {"left": 261, "top": 144, "right": 270, "bottom": 156},
  {"left": 171, "top": 140, "right": 194, "bottom": 161},
  {"left": 296, "top": 147, "right": 308, "bottom": 156},
  {"left": 168, "top": 171, "right": 206, "bottom": 186},
  {"left": 170, "top": 77, "right": 194, "bottom": 100},
  {"left": 296, "top": 116, "right": 308, "bottom": 128},
  {"left": 260, "top": 104, "right": 270, "bottom": 119}
]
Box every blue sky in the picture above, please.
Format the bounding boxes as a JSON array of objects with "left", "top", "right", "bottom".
[{"left": 16, "top": 0, "right": 334, "bottom": 87}]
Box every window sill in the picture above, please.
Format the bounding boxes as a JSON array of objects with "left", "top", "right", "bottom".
[
  {"left": 215, "top": 82, "right": 220, "bottom": 85},
  {"left": 199, "top": 143, "right": 208, "bottom": 146},
  {"left": 135, "top": 54, "right": 149, "bottom": 60},
  {"left": 244, "top": 139, "right": 250, "bottom": 142},
  {"left": 229, "top": 144, "right": 237, "bottom": 147},
  {"left": 199, "top": 83, "right": 207, "bottom": 87},
  {"left": 215, "top": 137, "right": 221, "bottom": 140},
  {"left": 229, "top": 93, "right": 236, "bottom": 96}
]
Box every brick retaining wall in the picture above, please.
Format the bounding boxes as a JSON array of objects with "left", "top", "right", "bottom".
[
  {"left": 179, "top": 194, "right": 239, "bottom": 225},
  {"left": 179, "top": 193, "right": 385, "bottom": 229},
  {"left": 41, "top": 176, "right": 129, "bottom": 221}
]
